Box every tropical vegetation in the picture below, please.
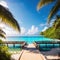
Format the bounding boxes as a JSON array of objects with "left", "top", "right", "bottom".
[
  {"left": 37, "top": 0, "right": 60, "bottom": 23},
  {"left": 0, "top": 5, "right": 20, "bottom": 32},
  {"left": 37, "top": 0, "right": 60, "bottom": 39},
  {"left": 0, "top": 40, "right": 11, "bottom": 60},
  {"left": 0, "top": 5, "right": 20, "bottom": 60},
  {"left": 40, "top": 15, "right": 60, "bottom": 39},
  {"left": 0, "top": 5, "right": 20, "bottom": 39}
]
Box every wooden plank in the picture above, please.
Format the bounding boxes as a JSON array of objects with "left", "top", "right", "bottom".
[
  {"left": 34, "top": 41, "right": 60, "bottom": 49},
  {"left": 3, "top": 41, "right": 25, "bottom": 44},
  {"left": 35, "top": 41, "right": 60, "bottom": 44},
  {"left": 2, "top": 41, "right": 26, "bottom": 48}
]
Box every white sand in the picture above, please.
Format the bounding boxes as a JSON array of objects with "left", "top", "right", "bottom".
[
  {"left": 41, "top": 48, "right": 60, "bottom": 60},
  {"left": 10, "top": 50, "right": 23, "bottom": 60},
  {"left": 46, "top": 56, "right": 60, "bottom": 59},
  {"left": 11, "top": 54, "right": 20, "bottom": 60}
]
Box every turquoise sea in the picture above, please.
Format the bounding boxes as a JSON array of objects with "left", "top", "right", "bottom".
[
  {"left": 7, "top": 36, "right": 59, "bottom": 51},
  {"left": 7, "top": 36, "right": 52, "bottom": 44}
]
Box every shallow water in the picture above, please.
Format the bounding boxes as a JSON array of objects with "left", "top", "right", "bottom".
[
  {"left": 7, "top": 36, "right": 58, "bottom": 51},
  {"left": 7, "top": 36, "right": 52, "bottom": 44}
]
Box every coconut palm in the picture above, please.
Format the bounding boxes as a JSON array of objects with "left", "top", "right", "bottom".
[
  {"left": 0, "top": 5, "right": 20, "bottom": 32},
  {"left": 0, "top": 5, "right": 20, "bottom": 60},
  {"left": 37, "top": 0, "right": 60, "bottom": 23}
]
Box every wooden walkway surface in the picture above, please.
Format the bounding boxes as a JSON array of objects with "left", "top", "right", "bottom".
[{"left": 20, "top": 44, "right": 46, "bottom": 60}]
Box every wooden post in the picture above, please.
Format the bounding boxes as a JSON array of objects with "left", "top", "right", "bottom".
[
  {"left": 46, "top": 44, "right": 47, "bottom": 48},
  {"left": 53, "top": 44, "right": 55, "bottom": 48},
  {"left": 13, "top": 44, "right": 15, "bottom": 48},
  {"left": 59, "top": 44, "right": 60, "bottom": 48},
  {"left": 36, "top": 44, "right": 39, "bottom": 49},
  {"left": 7, "top": 43, "right": 8, "bottom": 47}
]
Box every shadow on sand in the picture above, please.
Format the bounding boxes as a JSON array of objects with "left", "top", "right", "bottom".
[{"left": 23, "top": 46, "right": 41, "bottom": 54}]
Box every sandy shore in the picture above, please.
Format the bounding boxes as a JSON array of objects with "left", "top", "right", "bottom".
[
  {"left": 10, "top": 50, "right": 23, "bottom": 60},
  {"left": 11, "top": 54, "right": 20, "bottom": 60},
  {"left": 41, "top": 48, "right": 60, "bottom": 60}
]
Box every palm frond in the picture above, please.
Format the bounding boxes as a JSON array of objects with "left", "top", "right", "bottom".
[
  {"left": 0, "top": 5, "right": 20, "bottom": 32},
  {"left": 52, "top": 15, "right": 60, "bottom": 30},
  {"left": 0, "top": 28, "right": 6, "bottom": 35},
  {"left": 0, "top": 28, "right": 6, "bottom": 38},
  {"left": 37, "top": 0, "right": 54, "bottom": 11},
  {"left": 54, "top": 16, "right": 60, "bottom": 29},
  {"left": 48, "top": 1, "right": 60, "bottom": 23},
  {"left": 0, "top": 33, "right": 6, "bottom": 38},
  {"left": 55, "top": 21, "right": 60, "bottom": 29}
]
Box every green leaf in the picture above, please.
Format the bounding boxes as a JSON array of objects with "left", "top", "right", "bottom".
[
  {"left": 48, "top": 1, "right": 60, "bottom": 23},
  {"left": 37, "top": 0, "right": 54, "bottom": 11},
  {"left": 0, "top": 5, "right": 20, "bottom": 32}
]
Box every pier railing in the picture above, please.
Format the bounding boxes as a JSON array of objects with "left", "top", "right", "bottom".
[
  {"left": 34, "top": 41, "right": 60, "bottom": 49},
  {"left": 1, "top": 41, "right": 26, "bottom": 48},
  {"left": 35, "top": 41, "right": 60, "bottom": 44}
]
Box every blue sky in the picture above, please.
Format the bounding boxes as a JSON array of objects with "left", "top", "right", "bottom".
[{"left": 0, "top": 0, "right": 56, "bottom": 36}]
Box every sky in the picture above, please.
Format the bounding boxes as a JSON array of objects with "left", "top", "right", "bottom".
[{"left": 0, "top": 0, "right": 56, "bottom": 36}]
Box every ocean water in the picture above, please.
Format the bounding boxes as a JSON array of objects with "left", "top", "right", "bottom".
[
  {"left": 6, "top": 36, "right": 59, "bottom": 51},
  {"left": 7, "top": 36, "right": 52, "bottom": 44}
]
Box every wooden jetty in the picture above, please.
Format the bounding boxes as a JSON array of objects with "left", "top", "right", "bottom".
[{"left": 2, "top": 41, "right": 26, "bottom": 48}]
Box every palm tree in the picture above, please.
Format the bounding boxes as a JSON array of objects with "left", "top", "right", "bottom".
[
  {"left": 0, "top": 5, "right": 20, "bottom": 60},
  {"left": 0, "top": 5, "right": 20, "bottom": 32},
  {"left": 37, "top": 0, "right": 60, "bottom": 23}
]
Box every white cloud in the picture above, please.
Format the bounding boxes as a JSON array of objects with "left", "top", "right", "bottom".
[
  {"left": 20, "top": 27, "right": 26, "bottom": 35},
  {"left": 0, "top": 23, "right": 26, "bottom": 36},
  {"left": 0, "top": 23, "right": 5, "bottom": 28},
  {"left": 0, "top": 0, "right": 8, "bottom": 8},
  {"left": 49, "top": 19, "right": 55, "bottom": 26},
  {"left": 39, "top": 23, "right": 46, "bottom": 27},
  {"left": 27, "top": 25, "right": 38, "bottom": 35},
  {"left": 0, "top": 23, "right": 19, "bottom": 36},
  {"left": 42, "top": 26, "right": 48, "bottom": 32},
  {"left": 4, "top": 27, "right": 26, "bottom": 36},
  {"left": 0, "top": 23, "right": 39, "bottom": 36}
]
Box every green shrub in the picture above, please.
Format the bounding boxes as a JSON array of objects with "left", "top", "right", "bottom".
[{"left": 0, "top": 40, "right": 11, "bottom": 60}]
